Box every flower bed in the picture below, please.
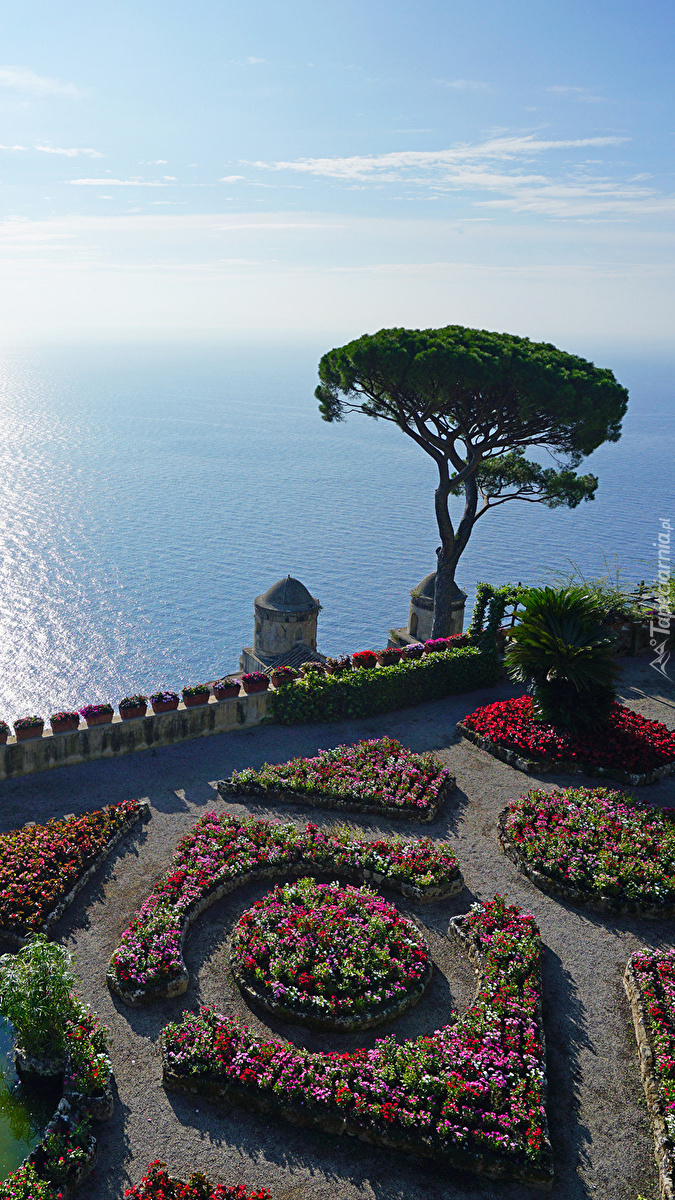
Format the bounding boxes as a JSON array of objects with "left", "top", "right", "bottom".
[
  {"left": 500, "top": 787, "right": 675, "bottom": 916},
  {"left": 107, "top": 812, "right": 463, "bottom": 1006},
  {"left": 230, "top": 877, "right": 431, "bottom": 1031},
  {"left": 0, "top": 800, "right": 148, "bottom": 946},
  {"left": 624, "top": 948, "right": 675, "bottom": 1198},
  {"left": 161, "top": 896, "right": 552, "bottom": 1190},
  {"left": 458, "top": 695, "right": 675, "bottom": 785},
  {"left": 270, "top": 645, "right": 497, "bottom": 725},
  {"left": 126, "top": 1161, "right": 271, "bottom": 1200},
  {"left": 219, "top": 737, "right": 454, "bottom": 822}
]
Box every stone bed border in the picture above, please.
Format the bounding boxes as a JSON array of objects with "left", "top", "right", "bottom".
[
  {"left": 624, "top": 955, "right": 675, "bottom": 1200},
  {"left": 216, "top": 772, "right": 455, "bottom": 824},
  {"left": 497, "top": 808, "right": 675, "bottom": 920},
  {"left": 457, "top": 721, "right": 675, "bottom": 787},
  {"left": 229, "top": 920, "right": 433, "bottom": 1033},
  {"left": 160, "top": 910, "right": 554, "bottom": 1192},
  {"left": 0, "top": 800, "right": 151, "bottom": 950},
  {"left": 107, "top": 858, "right": 464, "bottom": 1008}
]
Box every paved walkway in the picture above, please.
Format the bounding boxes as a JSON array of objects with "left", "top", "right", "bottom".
[{"left": 3, "top": 656, "right": 674, "bottom": 1200}]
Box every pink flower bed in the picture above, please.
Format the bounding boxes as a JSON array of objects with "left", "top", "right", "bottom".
[
  {"left": 161, "top": 896, "right": 552, "bottom": 1185},
  {"left": 108, "top": 813, "right": 461, "bottom": 998},
  {"left": 461, "top": 696, "right": 675, "bottom": 776},
  {"left": 628, "top": 949, "right": 675, "bottom": 1140},
  {"left": 222, "top": 737, "right": 452, "bottom": 818}
]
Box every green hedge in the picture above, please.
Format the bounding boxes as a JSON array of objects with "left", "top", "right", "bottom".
[{"left": 269, "top": 646, "right": 498, "bottom": 725}]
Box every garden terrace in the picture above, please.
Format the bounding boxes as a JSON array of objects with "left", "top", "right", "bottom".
[
  {"left": 218, "top": 737, "right": 454, "bottom": 822},
  {"left": 499, "top": 787, "right": 675, "bottom": 917},
  {"left": 161, "top": 896, "right": 553, "bottom": 1190},
  {"left": 624, "top": 949, "right": 675, "bottom": 1200},
  {"left": 458, "top": 695, "right": 675, "bottom": 785},
  {"left": 107, "top": 813, "right": 463, "bottom": 1006}
]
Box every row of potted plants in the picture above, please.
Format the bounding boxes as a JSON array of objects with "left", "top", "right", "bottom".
[
  {"left": 267, "top": 635, "right": 472, "bottom": 688},
  {"left": 108, "top": 812, "right": 462, "bottom": 1000},
  {"left": 0, "top": 799, "right": 143, "bottom": 938},
  {"left": 0, "top": 674, "right": 273, "bottom": 743},
  {"left": 160, "top": 895, "right": 552, "bottom": 1186}
]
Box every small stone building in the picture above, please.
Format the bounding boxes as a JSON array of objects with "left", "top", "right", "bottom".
[
  {"left": 389, "top": 570, "right": 466, "bottom": 646},
  {"left": 239, "top": 576, "right": 327, "bottom": 673}
]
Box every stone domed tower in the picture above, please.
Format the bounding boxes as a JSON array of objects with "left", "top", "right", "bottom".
[
  {"left": 239, "top": 576, "right": 325, "bottom": 673},
  {"left": 389, "top": 570, "right": 466, "bottom": 646}
]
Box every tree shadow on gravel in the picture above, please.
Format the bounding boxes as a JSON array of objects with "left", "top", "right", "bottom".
[{"left": 541, "top": 946, "right": 593, "bottom": 1198}]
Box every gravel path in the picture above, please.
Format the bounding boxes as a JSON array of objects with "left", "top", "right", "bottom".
[{"left": 2, "top": 657, "right": 674, "bottom": 1200}]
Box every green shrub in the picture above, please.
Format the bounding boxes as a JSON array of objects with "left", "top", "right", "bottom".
[
  {"left": 0, "top": 936, "right": 78, "bottom": 1059},
  {"left": 505, "top": 587, "right": 618, "bottom": 733},
  {"left": 269, "top": 646, "right": 497, "bottom": 725}
]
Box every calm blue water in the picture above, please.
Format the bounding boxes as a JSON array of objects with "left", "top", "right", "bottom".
[{"left": 0, "top": 340, "right": 671, "bottom": 724}]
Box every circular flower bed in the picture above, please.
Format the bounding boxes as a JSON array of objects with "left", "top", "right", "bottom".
[
  {"left": 501, "top": 786, "right": 675, "bottom": 914},
  {"left": 459, "top": 696, "right": 675, "bottom": 784},
  {"left": 230, "top": 877, "right": 431, "bottom": 1030}
]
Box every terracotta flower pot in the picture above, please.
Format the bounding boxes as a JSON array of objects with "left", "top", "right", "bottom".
[
  {"left": 242, "top": 678, "right": 269, "bottom": 694},
  {"left": 15, "top": 724, "right": 44, "bottom": 741},
  {"left": 270, "top": 673, "right": 293, "bottom": 688},
  {"left": 214, "top": 685, "right": 240, "bottom": 701},
  {"left": 375, "top": 651, "right": 400, "bottom": 667},
  {"left": 183, "top": 692, "right": 210, "bottom": 707},
  {"left": 50, "top": 718, "right": 79, "bottom": 734},
  {"left": 85, "top": 712, "right": 113, "bottom": 727},
  {"left": 151, "top": 699, "right": 179, "bottom": 713},
  {"left": 0, "top": 731, "right": 8, "bottom": 745},
  {"left": 119, "top": 705, "right": 147, "bottom": 720}
]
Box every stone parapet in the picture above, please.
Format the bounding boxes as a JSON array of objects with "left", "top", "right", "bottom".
[{"left": 0, "top": 694, "right": 271, "bottom": 781}]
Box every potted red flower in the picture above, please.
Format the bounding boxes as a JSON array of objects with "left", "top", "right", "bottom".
[
  {"left": 14, "top": 715, "right": 45, "bottom": 741},
  {"left": 374, "top": 647, "right": 404, "bottom": 667},
  {"left": 182, "top": 684, "right": 211, "bottom": 708},
  {"left": 119, "top": 695, "right": 148, "bottom": 720},
  {"left": 150, "top": 690, "right": 179, "bottom": 714},
  {"left": 50, "top": 711, "right": 80, "bottom": 735},
  {"left": 0, "top": 720, "right": 8, "bottom": 746},
  {"left": 213, "top": 677, "right": 240, "bottom": 701},
  {"left": 269, "top": 666, "right": 298, "bottom": 688},
  {"left": 79, "top": 703, "right": 114, "bottom": 728},
  {"left": 351, "top": 650, "right": 377, "bottom": 670},
  {"left": 241, "top": 672, "right": 269, "bottom": 695}
]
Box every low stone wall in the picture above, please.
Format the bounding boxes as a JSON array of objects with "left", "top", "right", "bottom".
[{"left": 0, "top": 694, "right": 271, "bottom": 781}]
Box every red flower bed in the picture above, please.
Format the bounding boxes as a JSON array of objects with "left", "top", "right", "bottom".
[
  {"left": 126, "top": 1161, "right": 270, "bottom": 1200},
  {"left": 462, "top": 696, "right": 675, "bottom": 775},
  {"left": 0, "top": 800, "right": 141, "bottom": 936}
]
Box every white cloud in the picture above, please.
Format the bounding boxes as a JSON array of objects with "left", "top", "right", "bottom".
[
  {"left": 220, "top": 175, "right": 245, "bottom": 182},
  {"left": 35, "top": 145, "right": 103, "bottom": 157},
  {"left": 435, "top": 79, "right": 489, "bottom": 91},
  {"left": 258, "top": 135, "right": 628, "bottom": 181},
  {"left": 0, "top": 142, "right": 25, "bottom": 151},
  {"left": 69, "top": 178, "right": 169, "bottom": 186},
  {"left": 245, "top": 56, "right": 267, "bottom": 64},
  {"left": 0, "top": 66, "right": 81, "bottom": 98},
  {"left": 547, "top": 86, "right": 605, "bottom": 104}
]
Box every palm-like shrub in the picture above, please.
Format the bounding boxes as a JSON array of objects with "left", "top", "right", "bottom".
[
  {"left": 505, "top": 587, "right": 618, "bottom": 732},
  {"left": 0, "top": 936, "right": 78, "bottom": 1059}
]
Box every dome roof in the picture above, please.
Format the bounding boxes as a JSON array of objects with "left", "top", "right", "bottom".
[
  {"left": 255, "top": 576, "right": 320, "bottom": 613},
  {"left": 412, "top": 571, "right": 436, "bottom": 601}
]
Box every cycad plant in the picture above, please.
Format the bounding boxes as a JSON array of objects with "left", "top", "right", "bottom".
[{"left": 505, "top": 587, "right": 618, "bottom": 732}]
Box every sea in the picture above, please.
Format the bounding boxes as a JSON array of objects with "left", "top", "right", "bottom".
[{"left": 0, "top": 339, "right": 671, "bottom": 723}]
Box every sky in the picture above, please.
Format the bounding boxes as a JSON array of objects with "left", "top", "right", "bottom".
[{"left": 0, "top": 0, "right": 673, "bottom": 348}]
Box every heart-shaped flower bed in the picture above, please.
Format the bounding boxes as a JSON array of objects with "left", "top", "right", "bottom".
[
  {"left": 500, "top": 786, "right": 675, "bottom": 915},
  {"left": 230, "top": 877, "right": 431, "bottom": 1031},
  {"left": 162, "top": 896, "right": 553, "bottom": 1190}
]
